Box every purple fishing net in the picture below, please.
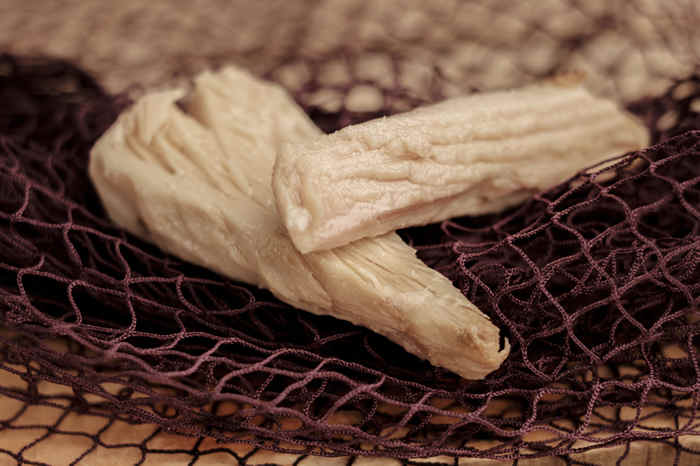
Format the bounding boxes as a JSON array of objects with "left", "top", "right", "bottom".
[
  {"left": 1, "top": 54, "right": 700, "bottom": 463},
  {"left": 1, "top": 2, "right": 700, "bottom": 462}
]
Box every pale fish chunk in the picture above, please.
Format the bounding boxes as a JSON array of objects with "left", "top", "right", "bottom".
[
  {"left": 272, "top": 81, "right": 650, "bottom": 253},
  {"left": 89, "top": 68, "right": 509, "bottom": 380}
]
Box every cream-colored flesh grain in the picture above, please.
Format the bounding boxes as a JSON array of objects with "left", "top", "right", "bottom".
[
  {"left": 89, "top": 67, "right": 509, "bottom": 380},
  {"left": 273, "top": 82, "right": 650, "bottom": 253}
]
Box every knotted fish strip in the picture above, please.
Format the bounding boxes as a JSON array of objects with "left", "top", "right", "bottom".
[{"left": 89, "top": 67, "right": 509, "bottom": 380}]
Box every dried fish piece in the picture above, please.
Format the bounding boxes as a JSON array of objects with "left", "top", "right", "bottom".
[
  {"left": 184, "top": 67, "right": 321, "bottom": 208},
  {"left": 273, "top": 81, "right": 650, "bottom": 253},
  {"left": 89, "top": 68, "right": 509, "bottom": 380}
]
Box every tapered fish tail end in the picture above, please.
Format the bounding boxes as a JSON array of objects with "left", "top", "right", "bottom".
[
  {"left": 417, "top": 309, "right": 510, "bottom": 380},
  {"left": 454, "top": 321, "right": 510, "bottom": 380}
]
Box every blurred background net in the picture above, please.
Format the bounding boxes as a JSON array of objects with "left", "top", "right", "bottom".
[{"left": 1, "top": 0, "right": 700, "bottom": 464}]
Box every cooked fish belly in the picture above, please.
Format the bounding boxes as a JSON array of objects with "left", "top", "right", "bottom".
[
  {"left": 273, "top": 82, "right": 650, "bottom": 253},
  {"left": 89, "top": 68, "right": 509, "bottom": 380}
]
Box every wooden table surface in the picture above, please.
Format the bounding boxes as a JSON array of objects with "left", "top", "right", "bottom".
[{"left": 3, "top": 364, "right": 699, "bottom": 465}]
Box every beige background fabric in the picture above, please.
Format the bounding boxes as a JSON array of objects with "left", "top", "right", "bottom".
[{"left": 1, "top": 0, "right": 698, "bottom": 101}]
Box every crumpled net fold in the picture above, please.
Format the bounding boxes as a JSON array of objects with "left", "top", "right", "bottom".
[{"left": 1, "top": 2, "right": 700, "bottom": 462}]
